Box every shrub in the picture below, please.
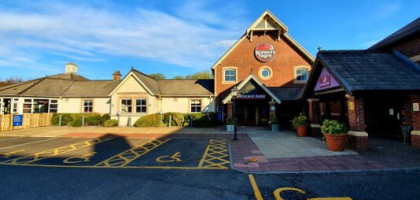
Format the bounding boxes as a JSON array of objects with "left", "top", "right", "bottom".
[
  {"left": 103, "top": 119, "right": 118, "bottom": 127},
  {"left": 292, "top": 114, "right": 308, "bottom": 128},
  {"left": 163, "top": 112, "right": 184, "bottom": 126},
  {"left": 85, "top": 113, "right": 102, "bottom": 126},
  {"left": 51, "top": 113, "right": 73, "bottom": 126},
  {"left": 226, "top": 117, "right": 233, "bottom": 125},
  {"left": 135, "top": 113, "right": 163, "bottom": 127},
  {"left": 184, "top": 112, "right": 216, "bottom": 127},
  {"left": 71, "top": 117, "right": 83, "bottom": 127},
  {"left": 100, "top": 114, "right": 111, "bottom": 125},
  {"left": 270, "top": 115, "right": 279, "bottom": 125},
  {"left": 321, "top": 119, "right": 348, "bottom": 135}
]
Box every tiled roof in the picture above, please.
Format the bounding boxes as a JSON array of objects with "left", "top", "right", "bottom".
[
  {"left": 369, "top": 17, "right": 420, "bottom": 50},
  {"left": 268, "top": 87, "right": 303, "bottom": 101},
  {"left": 0, "top": 73, "right": 118, "bottom": 98},
  {"left": 131, "top": 70, "right": 161, "bottom": 95},
  {"left": 62, "top": 80, "right": 120, "bottom": 97},
  {"left": 317, "top": 50, "right": 420, "bottom": 92},
  {"left": 158, "top": 79, "right": 214, "bottom": 96}
]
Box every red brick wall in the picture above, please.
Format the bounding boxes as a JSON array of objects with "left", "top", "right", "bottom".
[
  {"left": 392, "top": 37, "right": 420, "bottom": 61},
  {"left": 214, "top": 32, "right": 312, "bottom": 96},
  {"left": 412, "top": 134, "right": 420, "bottom": 148},
  {"left": 409, "top": 95, "right": 420, "bottom": 130},
  {"left": 347, "top": 96, "right": 365, "bottom": 131}
]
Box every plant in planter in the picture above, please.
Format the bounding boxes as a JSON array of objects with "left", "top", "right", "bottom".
[
  {"left": 292, "top": 114, "right": 309, "bottom": 137},
  {"left": 321, "top": 119, "right": 349, "bottom": 151},
  {"left": 226, "top": 117, "right": 234, "bottom": 132},
  {"left": 270, "top": 115, "right": 279, "bottom": 131}
]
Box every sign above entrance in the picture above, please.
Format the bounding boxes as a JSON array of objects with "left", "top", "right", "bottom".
[
  {"left": 238, "top": 94, "right": 266, "bottom": 99},
  {"left": 314, "top": 68, "right": 340, "bottom": 91},
  {"left": 255, "top": 43, "right": 275, "bottom": 63}
]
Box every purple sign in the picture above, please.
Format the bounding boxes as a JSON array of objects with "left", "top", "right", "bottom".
[{"left": 314, "top": 68, "right": 340, "bottom": 91}]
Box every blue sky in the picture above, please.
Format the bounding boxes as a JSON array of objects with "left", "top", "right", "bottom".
[{"left": 0, "top": 0, "right": 419, "bottom": 80}]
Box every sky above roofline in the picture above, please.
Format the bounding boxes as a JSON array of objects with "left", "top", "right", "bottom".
[{"left": 0, "top": 0, "right": 419, "bottom": 81}]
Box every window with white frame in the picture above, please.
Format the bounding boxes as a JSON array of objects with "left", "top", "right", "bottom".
[
  {"left": 33, "top": 99, "right": 49, "bottom": 113},
  {"left": 224, "top": 69, "right": 236, "bottom": 82},
  {"left": 296, "top": 68, "right": 309, "bottom": 82},
  {"left": 0, "top": 98, "right": 2, "bottom": 114},
  {"left": 121, "top": 98, "right": 132, "bottom": 113},
  {"left": 190, "top": 100, "right": 202, "bottom": 113},
  {"left": 83, "top": 100, "right": 93, "bottom": 113},
  {"left": 49, "top": 100, "right": 58, "bottom": 113},
  {"left": 23, "top": 99, "right": 32, "bottom": 113},
  {"left": 135, "top": 98, "right": 147, "bottom": 113},
  {"left": 12, "top": 99, "right": 18, "bottom": 114}
]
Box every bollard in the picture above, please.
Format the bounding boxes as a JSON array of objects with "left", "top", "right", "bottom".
[
  {"left": 127, "top": 117, "right": 131, "bottom": 127},
  {"left": 190, "top": 117, "right": 193, "bottom": 127},
  {"left": 168, "top": 115, "right": 172, "bottom": 127},
  {"left": 82, "top": 115, "right": 85, "bottom": 126},
  {"left": 59, "top": 115, "right": 62, "bottom": 126}
]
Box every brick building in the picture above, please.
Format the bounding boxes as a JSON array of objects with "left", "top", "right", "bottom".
[
  {"left": 304, "top": 17, "right": 420, "bottom": 150},
  {"left": 212, "top": 10, "right": 314, "bottom": 126}
]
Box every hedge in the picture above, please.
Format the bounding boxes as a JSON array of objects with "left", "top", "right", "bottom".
[
  {"left": 134, "top": 113, "right": 163, "bottom": 127},
  {"left": 184, "top": 112, "right": 217, "bottom": 127},
  {"left": 52, "top": 113, "right": 107, "bottom": 127},
  {"left": 103, "top": 119, "right": 118, "bottom": 127},
  {"left": 163, "top": 112, "right": 185, "bottom": 127}
]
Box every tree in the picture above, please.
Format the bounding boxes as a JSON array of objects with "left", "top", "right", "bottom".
[
  {"left": 0, "top": 77, "right": 23, "bottom": 87},
  {"left": 172, "top": 75, "right": 185, "bottom": 80},
  {"left": 185, "top": 71, "right": 213, "bottom": 79},
  {"left": 149, "top": 73, "right": 166, "bottom": 80}
]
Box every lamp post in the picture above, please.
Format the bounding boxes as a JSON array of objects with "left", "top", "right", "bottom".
[{"left": 231, "top": 86, "right": 239, "bottom": 140}]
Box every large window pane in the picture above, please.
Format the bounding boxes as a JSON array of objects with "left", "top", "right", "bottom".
[
  {"left": 224, "top": 69, "right": 236, "bottom": 82},
  {"left": 190, "top": 100, "right": 201, "bottom": 113},
  {"left": 121, "top": 98, "right": 132, "bottom": 113},
  {"left": 135, "top": 99, "right": 147, "bottom": 113}
]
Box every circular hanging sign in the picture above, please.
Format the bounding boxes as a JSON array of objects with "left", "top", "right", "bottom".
[{"left": 254, "top": 43, "right": 275, "bottom": 63}]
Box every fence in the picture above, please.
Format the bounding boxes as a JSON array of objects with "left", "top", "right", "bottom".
[{"left": 0, "top": 113, "right": 53, "bottom": 132}]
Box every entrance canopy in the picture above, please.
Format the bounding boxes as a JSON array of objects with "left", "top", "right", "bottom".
[{"left": 222, "top": 74, "right": 281, "bottom": 104}]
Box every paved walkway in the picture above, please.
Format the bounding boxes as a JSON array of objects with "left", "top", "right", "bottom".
[{"left": 230, "top": 127, "right": 420, "bottom": 173}]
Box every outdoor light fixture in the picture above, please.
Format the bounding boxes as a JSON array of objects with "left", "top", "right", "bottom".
[{"left": 231, "top": 86, "right": 239, "bottom": 140}]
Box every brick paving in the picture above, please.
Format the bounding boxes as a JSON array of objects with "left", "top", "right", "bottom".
[{"left": 230, "top": 128, "right": 420, "bottom": 173}]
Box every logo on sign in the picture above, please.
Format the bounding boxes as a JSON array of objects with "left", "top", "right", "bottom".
[
  {"left": 319, "top": 75, "right": 331, "bottom": 88},
  {"left": 255, "top": 43, "right": 275, "bottom": 62},
  {"left": 13, "top": 115, "right": 23, "bottom": 126}
]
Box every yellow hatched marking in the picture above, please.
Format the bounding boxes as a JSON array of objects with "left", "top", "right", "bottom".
[
  {"left": 95, "top": 138, "right": 170, "bottom": 167},
  {"left": 0, "top": 138, "right": 113, "bottom": 165},
  {"left": 198, "top": 139, "right": 229, "bottom": 169}
]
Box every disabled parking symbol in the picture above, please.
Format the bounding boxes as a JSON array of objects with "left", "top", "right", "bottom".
[{"left": 156, "top": 152, "right": 182, "bottom": 163}]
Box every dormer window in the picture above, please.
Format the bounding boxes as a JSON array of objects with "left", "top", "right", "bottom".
[{"left": 224, "top": 68, "right": 237, "bottom": 83}]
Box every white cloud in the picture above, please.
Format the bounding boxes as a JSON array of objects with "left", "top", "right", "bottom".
[{"left": 0, "top": 1, "right": 247, "bottom": 73}]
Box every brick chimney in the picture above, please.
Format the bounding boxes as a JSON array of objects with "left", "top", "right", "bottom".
[
  {"left": 113, "top": 70, "right": 121, "bottom": 81},
  {"left": 65, "top": 62, "right": 78, "bottom": 74}
]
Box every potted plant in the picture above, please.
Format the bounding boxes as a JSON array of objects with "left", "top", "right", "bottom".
[
  {"left": 270, "top": 115, "right": 279, "bottom": 131},
  {"left": 292, "top": 114, "right": 309, "bottom": 137},
  {"left": 226, "top": 117, "right": 234, "bottom": 132},
  {"left": 321, "top": 119, "right": 349, "bottom": 151}
]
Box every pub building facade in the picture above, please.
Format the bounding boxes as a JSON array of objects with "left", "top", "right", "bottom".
[
  {"left": 211, "top": 10, "right": 314, "bottom": 126},
  {"left": 303, "top": 17, "right": 420, "bottom": 150}
]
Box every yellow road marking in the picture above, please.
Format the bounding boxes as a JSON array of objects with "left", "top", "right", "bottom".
[
  {"left": 0, "top": 162, "right": 227, "bottom": 170},
  {"left": 0, "top": 138, "right": 57, "bottom": 150},
  {"left": 95, "top": 138, "right": 170, "bottom": 167},
  {"left": 156, "top": 152, "right": 182, "bottom": 163},
  {"left": 248, "top": 174, "right": 264, "bottom": 200},
  {"left": 198, "top": 139, "right": 229, "bottom": 169},
  {"left": 0, "top": 137, "right": 113, "bottom": 165},
  {"left": 63, "top": 152, "right": 97, "bottom": 164},
  {"left": 273, "top": 187, "right": 352, "bottom": 200},
  {"left": 0, "top": 149, "right": 25, "bottom": 158}
]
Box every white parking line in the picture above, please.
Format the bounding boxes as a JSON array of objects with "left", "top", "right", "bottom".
[{"left": 0, "top": 138, "right": 60, "bottom": 150}]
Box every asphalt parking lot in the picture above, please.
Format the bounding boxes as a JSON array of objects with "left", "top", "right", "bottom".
[
  {"left": 1, "top": 135, "right": 420, "bottom": 200},
  {"left": 0, "top": 135, "right": 229, "bottom": 170}
]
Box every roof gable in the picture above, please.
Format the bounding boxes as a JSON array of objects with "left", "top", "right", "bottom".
[
  {"left": 211, "top": 10, "right": 314, "bottom": 70},
  {"left": 109, "top": 71, "right": 156, "bottom": 96}
]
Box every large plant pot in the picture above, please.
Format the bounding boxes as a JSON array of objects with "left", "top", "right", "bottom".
[
  {"left": 271, "top": 124, "right": 279, "bottom": 132},
  {"left": 324, "top": 133, "right": 347, "bottom": 151},
  {"left": 226, "top": 125, "right": 234, "bottom": 132},
  {"left": 297, "top": 125, "right": 307, "bottom": 137}
]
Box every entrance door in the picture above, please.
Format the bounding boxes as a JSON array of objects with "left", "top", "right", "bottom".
[
  {"left": 365, "top": 97, "right": 402, "bottom": 138},
  {"left": 2, "top": 98, "right": 11, "bottom": 114},
  {"left": 236, "top": 99, "right": 268, "bottom": 126}
]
